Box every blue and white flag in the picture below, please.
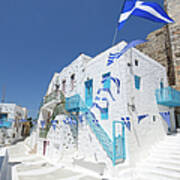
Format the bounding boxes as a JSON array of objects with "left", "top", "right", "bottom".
[
  {"left": 118, "top": 0, "right": 174, "bottom": 30},
  {"left": 107, "top": 39, "right": 147, "bottom": 66}
]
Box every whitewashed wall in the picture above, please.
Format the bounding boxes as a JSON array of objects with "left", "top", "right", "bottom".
[
  {"left": 122, "top": 48, "right": 170, "bottom": 166},
  {"left": 46, "top": 73, "right": 60, "bottom": 96},
  {"left": 0, "top": 103, "right": 27, "bottom": 144},
  {"left": 58, "top": 54, "right": 91, "bottom": 97},
  {"left": 81, "top": 42, "right": 127, "bottom": 138},
  {"left": 36, "top": 41, "right": 173, "bottom": 170},
  {"left": 77, "top": 42, "right": 171, "bottom": 167},
  {"left": 0, "top": 104, "right": 16, "bottom": 119}
]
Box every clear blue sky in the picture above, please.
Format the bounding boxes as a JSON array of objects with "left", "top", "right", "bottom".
[{"left": 0, "top": 0, "right": 164, "bottom": 118}]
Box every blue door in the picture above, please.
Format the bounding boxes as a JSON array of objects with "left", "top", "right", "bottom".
[
  {"left": 85, "top": 79, "right": 93, "bottom": 107},
  {"left": 112, "top": 121, "right": 126, "bottom": 166}
]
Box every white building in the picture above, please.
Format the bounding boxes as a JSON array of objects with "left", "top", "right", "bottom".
[
  {"left": 0, "top": 103, "right": 28, "bottom": 145},
  {"left": 35, "top": 41, "right": 177, "bottom": 175}
]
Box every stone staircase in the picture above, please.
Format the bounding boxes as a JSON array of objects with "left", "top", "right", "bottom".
[{"left": 135, "top": 131, "right": 180, "bottom": 180}]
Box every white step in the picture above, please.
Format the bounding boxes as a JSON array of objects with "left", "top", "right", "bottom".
[
  {"left": 152, "top": 147, "right": 180, "bottom": 155},
  {"left": 150, "top": 152, "right": 180, "bottom": 161},
  {"left": 146, "top": 157, "right": 180, "bottom": 167},
  {"left": 138, "top": 166, "right": 180, "bottom": 180},
  {"left": 154, "top": 144, "right": 180, "bottom": 151},
  {"left": 137, "top": 173, "right": 179, "bottom": 180},
  {"left": 159, "top": 141, "right": 180, "bottom": 146},
  {"left": 141, "top": 162, "right": 180, "bottom": 174}
]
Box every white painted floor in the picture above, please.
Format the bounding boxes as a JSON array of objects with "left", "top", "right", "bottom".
[{"left": 4, "top": 130, "right": 180, "bottom": 180}]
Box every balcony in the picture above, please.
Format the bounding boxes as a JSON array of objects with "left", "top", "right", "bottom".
[
  {"left": 155, "top": 87, "right": 180, "bottom": 107},
  {"left": 0, "top": 120, "right": 12, "bottom": 128},
  {"left": 43, "top": 90, "right": 65, "bottom": 107},
  {"left": 65, "top": 94, "right": 84, "bottom": 112}
]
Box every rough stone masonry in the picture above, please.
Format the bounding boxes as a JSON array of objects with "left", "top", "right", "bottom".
[{"left": 136, "top": 0, "right": 180, "bottom": 90}]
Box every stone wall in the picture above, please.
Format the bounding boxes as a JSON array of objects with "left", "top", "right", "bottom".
[
  {"left": 136, "top": 26, "right": 175, "bottom": 86},
  {"left": 136, "top": 0, "right": 180, "bottom": 89},
  {"left": 166, "top": 0, "right": 180, "bottom": 90}
]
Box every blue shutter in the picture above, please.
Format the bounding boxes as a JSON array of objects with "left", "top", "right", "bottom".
[
  {"left": 101, "top": 108, "right": 108, "bottom": 120},
  {"left": 101, "top": 72, "right": 110, "bottom": 120},
  {"left": 160, "top": 81, "right": 164, "bottom": 89},
  {"left": 85, "top": 79, "right": 93, "bottom": 107},
  {"left": 134, "top": 75, "right": 141, "bottom": 90},
  {"left": 102, "top": 72, "right": 111, "bottom": 89}
]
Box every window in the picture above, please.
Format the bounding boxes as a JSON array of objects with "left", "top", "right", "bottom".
[
  {"left": 153, "top": 115, "right": 156, "bottom": 122},
  {"left": 102, "top": 72, "right": 111, "bottom": 89},
  {"left": 71, "top": 74, "right": 75, "bottom": 91},
  {"left": 135, "top": 59, "right": 138, "bottom": 66},
  {"left": 160, "top": 81, "right": 164, "bottom": 89},
  {"left": 85, "top": 79, "right": 93, "bottom": 107},
  {"left": 100, "top": 72, "right": 111, "bottom": 120},
  {"left": 101, "top": 108, "right": 108, "bottom": 120},
  {"left": 134, "top": 75, "right": 141, "bottom": 90},
  {"left": 0, "top": 113, "right": 8, "bottom": 121},
  {"left": 62, "top": 80, "right": 66, "bottom": 93}
]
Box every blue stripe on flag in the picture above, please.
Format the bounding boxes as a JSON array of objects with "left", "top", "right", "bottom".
[
  {"left": 141, "top": 2, "right": 174, "bottom": 22},
  {"left": 122, "top": 0, "right": 137, "bottom": 13},
  {"left": 118, "top": 0, "right": 174, "bottom": 31},
  {"left": 132, "top": 9, "right": 167, "bottom": 23}
]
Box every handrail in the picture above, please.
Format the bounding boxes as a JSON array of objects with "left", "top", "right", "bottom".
[{"left": 65, "top": 94, "right": 125, "bottom": 163}]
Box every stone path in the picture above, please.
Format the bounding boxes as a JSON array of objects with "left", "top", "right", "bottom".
[
  {"left": 7, "top": 142, "right": 103, "bottom": 180},
  {"left": 5, "top": 131, "right": 180, "bottom": 180}
]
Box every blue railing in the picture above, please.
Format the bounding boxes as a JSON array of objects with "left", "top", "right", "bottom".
[
  {"left": 0, "top": 119, "right": 12, "bottom": 128},
  {"left": 155, "top": 87, "right": 180, "bottom": 107},
  {"left": 65, "top": 95, "right": 81, "bottom": 112},
  {"left": 65, "top": 94, "right": 125, "bottom": 165}
]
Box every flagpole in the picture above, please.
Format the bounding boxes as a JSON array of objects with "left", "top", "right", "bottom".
[
  {"left": 111, "top": 0, "right": 126, "bottom": 46},
  {"left": 112, "top": 27, "right": 118, "bottom": 46}
]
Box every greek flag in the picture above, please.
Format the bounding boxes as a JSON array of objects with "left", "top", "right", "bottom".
[
  {"left": 107, "top": 39, "right": 147, "bottom": 66},
  {"left": 118, "top": 0, "right": 174, "bottom": 30}
]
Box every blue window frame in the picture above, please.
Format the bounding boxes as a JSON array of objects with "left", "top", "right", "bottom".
[
  {"left": 101, "top": 108, "right": 108, "bottom": 120},
  {"left": 101, "top": 72, "right": 110, "bottom": 120},
  {"left": 0, "top": 113, "right": 8, "bottom": 121},
  {"left": 102, "top": 72, "right": 111, "bottom": 89},
  {"left": 85, "top": 79, "right": 93, "bottom": 107},
  {"left": 134, "top": 75, "right": 141, "bottom": 90},
  {"left": 160, "top": 81, "right": 164, "bottom": 89}
]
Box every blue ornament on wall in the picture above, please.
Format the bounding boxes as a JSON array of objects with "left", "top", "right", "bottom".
[
  {"left": 40, "top": 120, "right": 45, "bottom": 129},
  {"left": 159, "top": 112, "right": 171, "bottom": 129},
  {"left": 138, "top": 114, "right": 149, "bottom": 124},
  {"left": 121, "top": 117, "right": 131, "bottom": 131}
]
